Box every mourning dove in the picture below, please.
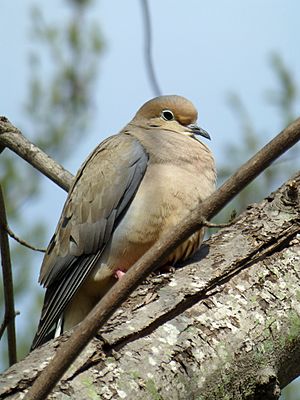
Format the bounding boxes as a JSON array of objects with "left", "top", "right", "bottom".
[{"left": 31, "top": 95, "right": 216, "bottom": 350}]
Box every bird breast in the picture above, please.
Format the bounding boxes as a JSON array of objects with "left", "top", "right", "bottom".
[
  {"left": 94, "top": 153, "right": 215, "bottom": 278},
  {"left": 120, "top": 162, "right": 211, "bottom": 244}
]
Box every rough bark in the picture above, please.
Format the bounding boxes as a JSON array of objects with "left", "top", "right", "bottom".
[{"left": 1, "top": 173, "right": 300, "bottom": 400}]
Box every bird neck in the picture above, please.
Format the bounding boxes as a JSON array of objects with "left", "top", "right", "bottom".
[{"left": 124, "top": 124, "right": 214, "bottom": 167}]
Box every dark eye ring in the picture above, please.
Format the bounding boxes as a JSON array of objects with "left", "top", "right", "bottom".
[{"left": 161, "top": 110, "right": 175, "bottom": 121}]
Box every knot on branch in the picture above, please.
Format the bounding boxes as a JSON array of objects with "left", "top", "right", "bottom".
[
  {"left": 283, "top": 179, "right": 299, "bottom": 206},
  {"left": 255, "top": 367, "right": 281, "bottom": 400}
]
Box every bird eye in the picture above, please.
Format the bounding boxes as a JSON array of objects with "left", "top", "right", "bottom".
[{"left": 161, "top": 110, "right": 175, "bottom": 121}]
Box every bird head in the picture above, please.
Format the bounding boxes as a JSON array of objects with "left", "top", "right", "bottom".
[{"left": 131, "top": 95, "right": 211, "bottom": 140}]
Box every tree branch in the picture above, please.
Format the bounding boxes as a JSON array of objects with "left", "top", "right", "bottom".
[
  {"left": 140, "top": 0, "right": 162, "bottom": 96},
  {"left": 4, "top": 225, "right": 46, "bottom": 253},
  {"left": 24, "top": 117, "right": 300, "bottom": 400},
  {"left": 0, "top": 117, "right": 73, "bottom": 192},
  {"left": 0, "top": 311, "right": 20, "bottom": 341},
  {"left": 0, "top": 185, "right": 17, "bottom": 366}
]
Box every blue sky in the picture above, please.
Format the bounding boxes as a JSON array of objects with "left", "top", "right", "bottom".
[{"left": 1, "top": 0, "right": 300, "bottom": 377}]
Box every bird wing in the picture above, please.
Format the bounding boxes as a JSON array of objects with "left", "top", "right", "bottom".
[{"left": 32, "top": 133, "right": 148, "bottom": 349}]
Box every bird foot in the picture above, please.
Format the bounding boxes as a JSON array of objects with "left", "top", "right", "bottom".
[{"left": 114, "top": 269, "right": 126, "bottom": 279}]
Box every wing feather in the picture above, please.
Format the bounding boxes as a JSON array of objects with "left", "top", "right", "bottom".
[{"left": 31, "top": 134, "right": 148, "bottom": 349}]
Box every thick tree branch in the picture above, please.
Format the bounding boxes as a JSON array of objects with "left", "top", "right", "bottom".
[
  {"left": 24, "top": 117, "right": 300, "bottom": 400},
  {"left": 0, "top": 185, "right": 17, "bottom": 366},
  {"left": 0, "top": 117, "right": 73, "bottom": 192}
]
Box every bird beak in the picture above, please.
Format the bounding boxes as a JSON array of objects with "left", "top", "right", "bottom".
[{"left": 187, "top": 124, "right": 211, "bottom": 140}]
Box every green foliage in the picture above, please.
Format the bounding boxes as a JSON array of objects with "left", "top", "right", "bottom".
[
  {"left": 26, "top": 1, "right": 103, "bottom": 159},
  {"left": 215, "top": 53, "right": 299, "bottom": 222},
  {"left": 267, "top": 53, "right": 298, "bottom": 126},
  {"left": 0, "top": 0, "right": 103, "bottom": 369}
]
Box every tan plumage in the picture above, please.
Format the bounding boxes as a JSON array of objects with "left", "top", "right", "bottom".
[{"left": 31, "top": 95, "right": 216, "bottom": 349}]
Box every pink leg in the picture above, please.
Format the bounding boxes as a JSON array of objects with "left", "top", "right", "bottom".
[{"left": 114, "top": 269, "right": 126, "bottom": 279}]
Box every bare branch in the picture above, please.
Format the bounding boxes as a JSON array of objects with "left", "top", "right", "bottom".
[
  {"left": 24, "top": 117, "right": 300, "bottom": 400},
  {"left": 0, "top": 185, "right": 17, "bottom": 366},
  {"left": 140, "top": 0, "right": 162, "bottom": 96},
  {"left": 0, "top": 311, "right": 20, "bottom": 340},
  {"left": 4, "top": 225, "right": 46, "bottom": 253},
  {"left": 202, "top": 219, "right": 235, "bottom": 228},
  {"left": 0, "top": 117, "right": 73, "bottom": 192}
]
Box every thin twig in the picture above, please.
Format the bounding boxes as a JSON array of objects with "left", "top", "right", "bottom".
[
  {"left": 0, "top": 117, "right": 73, "bottom": 192},
  {"left": 140, "top": 0, "right": 162, "bottom": 96},
  {"left": 202, "top": 219, "right": 235, "bottom": 229},
  {"left": 0, "top": 311, "right": 20, "bottom": 340},
  {"left": 4, "top": 225, "right": 46, "bottom": 253},
  {"left": 0, "top": 185, "right": 17, "bottom": 366},
  {"left": 24, "top": 117, "right": 300, "bottom": 400},
  {"left": 203, "top": 210, "right": 238, "bottom": 228}
]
